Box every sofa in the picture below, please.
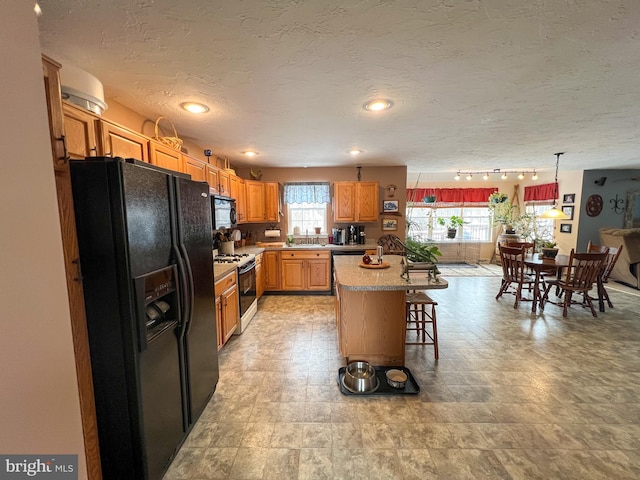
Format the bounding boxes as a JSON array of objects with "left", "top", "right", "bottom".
[{"left": 599, "top": 227, "right": 640, "bottom": 289}]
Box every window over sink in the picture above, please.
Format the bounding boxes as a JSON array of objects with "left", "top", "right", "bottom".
[{"left": 284, "top": 182, "right": 330, "bottom": 235}]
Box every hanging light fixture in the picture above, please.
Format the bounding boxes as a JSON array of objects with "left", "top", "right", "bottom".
[
  {"left": 454, "top": 171, "right": 461, "bottom": 181},
  {"left": 482, "top": 172, "right": 489, "bottom": 180},
  {"left": 540, "top": 152, "right": 569, "bottom": 219},
  {"left": 532, "top": 170, "right": 538, "bottom": 180}
]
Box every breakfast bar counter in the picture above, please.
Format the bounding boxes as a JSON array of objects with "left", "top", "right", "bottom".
[{"left": 333, "top": 255, "right": 448, "bottom": 366}]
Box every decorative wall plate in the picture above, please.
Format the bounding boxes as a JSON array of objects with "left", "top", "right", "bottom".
[{"left": 586, "top": 194, "right": 603, "bottom": 217}]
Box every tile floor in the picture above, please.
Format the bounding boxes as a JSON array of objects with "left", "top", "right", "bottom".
[{"left": 165, "top": 275, "right": 640, "bottom": 479}]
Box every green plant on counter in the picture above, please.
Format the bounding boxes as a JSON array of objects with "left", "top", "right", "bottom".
[{"left": 405, "top": 237, "right": 442, "bottom": 269}]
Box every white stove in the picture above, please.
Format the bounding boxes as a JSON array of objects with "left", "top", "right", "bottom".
[
  {"left": 212, "top": 252, "right": 258, "bottom": 334},
  {"left": 213, "top": 253, "right": 255, "bottom": 265}
]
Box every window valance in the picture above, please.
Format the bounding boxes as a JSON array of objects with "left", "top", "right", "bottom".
[
  {"left": 407, "top": 187, "right": 498, "bottom": 205},
  {"left": 283, "top": 182, "right": 331, "bottom": 204},
  {"left": 524, "top": 183, "right": 558, "bottom": 202}
]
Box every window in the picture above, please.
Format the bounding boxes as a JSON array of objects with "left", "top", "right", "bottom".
[
  {"left": 284, "top": 182, "right": 330, "bottom": 235},
  {"left": 406, "top": 206, "right": 492, "bottom": 241},
  {"left": 287, "top": 203, "right": 328, "bottom": 235},
  {"left": 525, "top": 203, "right": 555, "bottom": 241}
]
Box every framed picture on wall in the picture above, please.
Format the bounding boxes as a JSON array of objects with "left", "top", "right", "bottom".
[
  {"left": 562, "top": 205, "right": 574, "bottom": 220},
  {"left": 560, "top": 223, "right": 572, "bottom": 233},
  {"left": 383, "top": 200, "right": 399, "bottom": 213},
  {"left": 563, "top": 193, "right": 575, "bottom": 204},
  {"left": 382, "top": 218, "right": 398, "bottom": 231}
]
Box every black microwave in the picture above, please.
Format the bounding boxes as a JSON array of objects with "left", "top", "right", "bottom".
[{"left": 211, "top": 195, "right": 237, "bottom": 230}]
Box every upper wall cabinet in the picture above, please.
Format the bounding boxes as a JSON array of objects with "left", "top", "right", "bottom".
[
  {"left": 150, "top": 141, "right": 184, "bottom": 172},
  {"left": 183, "top": 154, "right": 207, "bottom": 182},
  {"left": 230, "top": 175, "right": 246, "bottom": 223},
  {"left": 218, "top": 169, "right": 231, "bottom": 197},
  {"left": 245, "top": 180, "right": 266, "bottom": 222},
  {"left": 98, "top": 121, "right": 149, "bottom": 162},
  {"left": 333, "top": 181, "right": 379, "bottom": 222},
  {"left": 264, "top": 182, "right": 280, "bottom": 222},
  {"left": 62, "top": 103, "right": 99, "bottom": 160}
]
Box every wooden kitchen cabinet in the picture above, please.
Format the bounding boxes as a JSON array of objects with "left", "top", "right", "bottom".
[
  {"left": 333, "top": 181, "right": 379, "bottom": 222},
  {"left": 62, "top": 102, "right": 99, "bottom": 160},
  {"left": 245, "top": 180, "right": 266, "bottom": 222},
  {"left": 214, "top": 270, "right": 239, "bottom": 346},
  {"left": 280, "top": 250, "right": 331, "bottom": 291},
  {"left": 218, "top": 169, "right": 230, "bottom": 197},
  {"left": 255, "top": 253, "right": 264, "bottom": 299},
  {"left": 206, "top": 164, "right": 220, "bottom": 193},
  {"left": 150, "top": 140, "right": 184, "bottom": 172},
  {"left": 230, "top": 175, "right": 246, "bottom": 223},
  {"left": 183, "top": 154, "right": 207, "bottom": 182},
  {"left": 42, "top": 56, "right": 102, "bottom": 479},
  {"left": 98, "top": 120, "right": 149, "bottom": 162},
  {"left": 264, "top": 182, "right": 280, "bottom": 222},
  {"left": 263, "top": 250, "right": 281, "bottom": 291}
]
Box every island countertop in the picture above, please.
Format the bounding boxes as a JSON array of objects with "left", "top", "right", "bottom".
[{"left": 333, "top": 254, "right": 448, "bottom": 291}]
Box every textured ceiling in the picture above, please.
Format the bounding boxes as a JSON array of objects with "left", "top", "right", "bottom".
[{"left": 37, "top": 0, "right": 640, "bottom": 175}]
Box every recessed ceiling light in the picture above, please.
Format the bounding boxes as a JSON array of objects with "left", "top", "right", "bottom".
[
  {"left": 242, "top": 151, "right": 258, "bottom": 157},
  {"left": 363, "top": 99, "right": 393, "bottom": 111},
  {"left": 348, "top": 149, "right": 363, "bottom": 155},
  {"left": 180, "top": 102, "right": 209, "bottom": 114}
]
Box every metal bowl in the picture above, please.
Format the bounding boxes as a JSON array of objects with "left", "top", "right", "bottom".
[
  {"left": 385, "top": 369, "right": 408, "bottom": 389},
  {"left": 343, "top": 361, "right": 378, "bottom": 393}
]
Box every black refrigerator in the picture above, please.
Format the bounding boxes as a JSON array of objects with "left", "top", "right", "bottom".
[{"left": 70, "top": 157, "right": 219, "bottom": 480}]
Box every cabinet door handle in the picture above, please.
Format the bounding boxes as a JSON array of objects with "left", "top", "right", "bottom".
[
  {"left": 56, "top": 135, "right": 70, "bottom": 164},
  {"left": 72, "top": 258, "right": 82, "bottom": 282}
]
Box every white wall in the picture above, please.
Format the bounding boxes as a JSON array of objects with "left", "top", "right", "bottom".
[{"left": 0, "top": 2, "right": 87, "bottom": 478}]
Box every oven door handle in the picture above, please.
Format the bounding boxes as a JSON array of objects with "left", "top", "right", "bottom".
[{"left": 238, "top": 260, "right": 256, "bottom": 275}]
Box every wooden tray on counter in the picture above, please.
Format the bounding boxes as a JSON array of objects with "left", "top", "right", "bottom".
[{"left": 358, "top": 261, "right": 390, "bottom": 269}]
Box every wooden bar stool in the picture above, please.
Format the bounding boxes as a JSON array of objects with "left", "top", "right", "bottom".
[{"left": 405, "top": 291, "right": 439, "bottom": 359}]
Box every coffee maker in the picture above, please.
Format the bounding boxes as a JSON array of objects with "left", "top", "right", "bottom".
[
  {"left": 332, "top": 227, "right": 345, "bottom": 245},
  {"left": 357, "top": 226, "right": 366, "bottom": 244},
  {"left": 348, "top": 225, "right": 357, "bottom": 245}
]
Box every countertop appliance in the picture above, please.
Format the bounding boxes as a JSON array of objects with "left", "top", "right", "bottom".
[
  {"left": 332, "top": 227, "right": 345, "bottom": 245},
  {"left": 70, "top": 157, "right": 219, "bottom": 480},
  {"left": 357, "top": 225, "right": 366, "bottom": 244},
  {"left": 212, "top": 194, "right": 237, "bottom": 230},
  {"left": 213, "top": 253, "right": 257, "bottom": 332},
  {"left": 348, "top": 224, "right": 357, "bottom": 245}
]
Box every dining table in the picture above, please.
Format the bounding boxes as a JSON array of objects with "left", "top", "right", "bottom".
[{"left": 523, "top": 253, "right": 571, "bottom": 313}]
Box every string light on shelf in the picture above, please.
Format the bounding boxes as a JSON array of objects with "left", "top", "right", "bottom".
[{"left": 453, "top": 168, "right": 539, "bottom": 181}]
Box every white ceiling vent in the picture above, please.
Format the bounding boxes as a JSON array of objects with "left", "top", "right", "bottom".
[{"left": 60, "top": 65, "right": 108, "bottom": 115}]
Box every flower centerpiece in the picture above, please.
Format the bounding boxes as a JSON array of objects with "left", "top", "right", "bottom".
[{"left": 539, "top": 240, "right": 559, "bottom": 258}]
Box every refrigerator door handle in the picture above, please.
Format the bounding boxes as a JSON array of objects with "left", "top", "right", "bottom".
[
  {"left": 179, "top": 244, "right": 195, "bottom": 335},
  {"left": 173, "top": 244, "right": 190, "bottom": 339}
]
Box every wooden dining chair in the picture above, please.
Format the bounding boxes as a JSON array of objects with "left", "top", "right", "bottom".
[
  {"left": 586, "top": 241, "right": 610, "bottom": 254},
  {"left": 592, "top": 245, "right": 624, "bottom": 311},
  {"left": 540, "top": 249, "right": 608, "bottom": 317},
  {"left": 496, "top": 244, "right": 540, "bottom": 308},
  {"left": 506, "top": 240, "right": 536, "bottom": 254}
]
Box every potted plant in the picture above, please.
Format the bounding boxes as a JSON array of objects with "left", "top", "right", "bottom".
[
  {"left": 540, "top": 240, "right": 559, "bottom": 258},
  {"left": 405, "top": 237, "right": 442, "bottom": 275},
  {"left": 488, "top": 195, "right": 518, "bottom": 233},
  {"left": 437, "top": 215, "right": 464, "bottom": 239},
  {"left": 488, "top": 192, "right": 509, "bottom": 204}
]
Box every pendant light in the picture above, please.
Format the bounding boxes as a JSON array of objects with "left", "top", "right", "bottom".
[{"left": 540, "top": 152, "right": 569, "bottom": 219}]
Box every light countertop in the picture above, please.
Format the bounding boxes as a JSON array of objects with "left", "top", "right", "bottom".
[{"left": 333, "top": 254, "right": 449, "bottom": 291}]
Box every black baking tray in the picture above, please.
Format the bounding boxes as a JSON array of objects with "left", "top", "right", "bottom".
[{"left": 337, "top": 366, "right": 420, "bottom": 395}]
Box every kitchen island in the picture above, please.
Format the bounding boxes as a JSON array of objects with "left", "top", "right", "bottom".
[{"left": 333, "top": 255, "right": 448, "bottom": 366}]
